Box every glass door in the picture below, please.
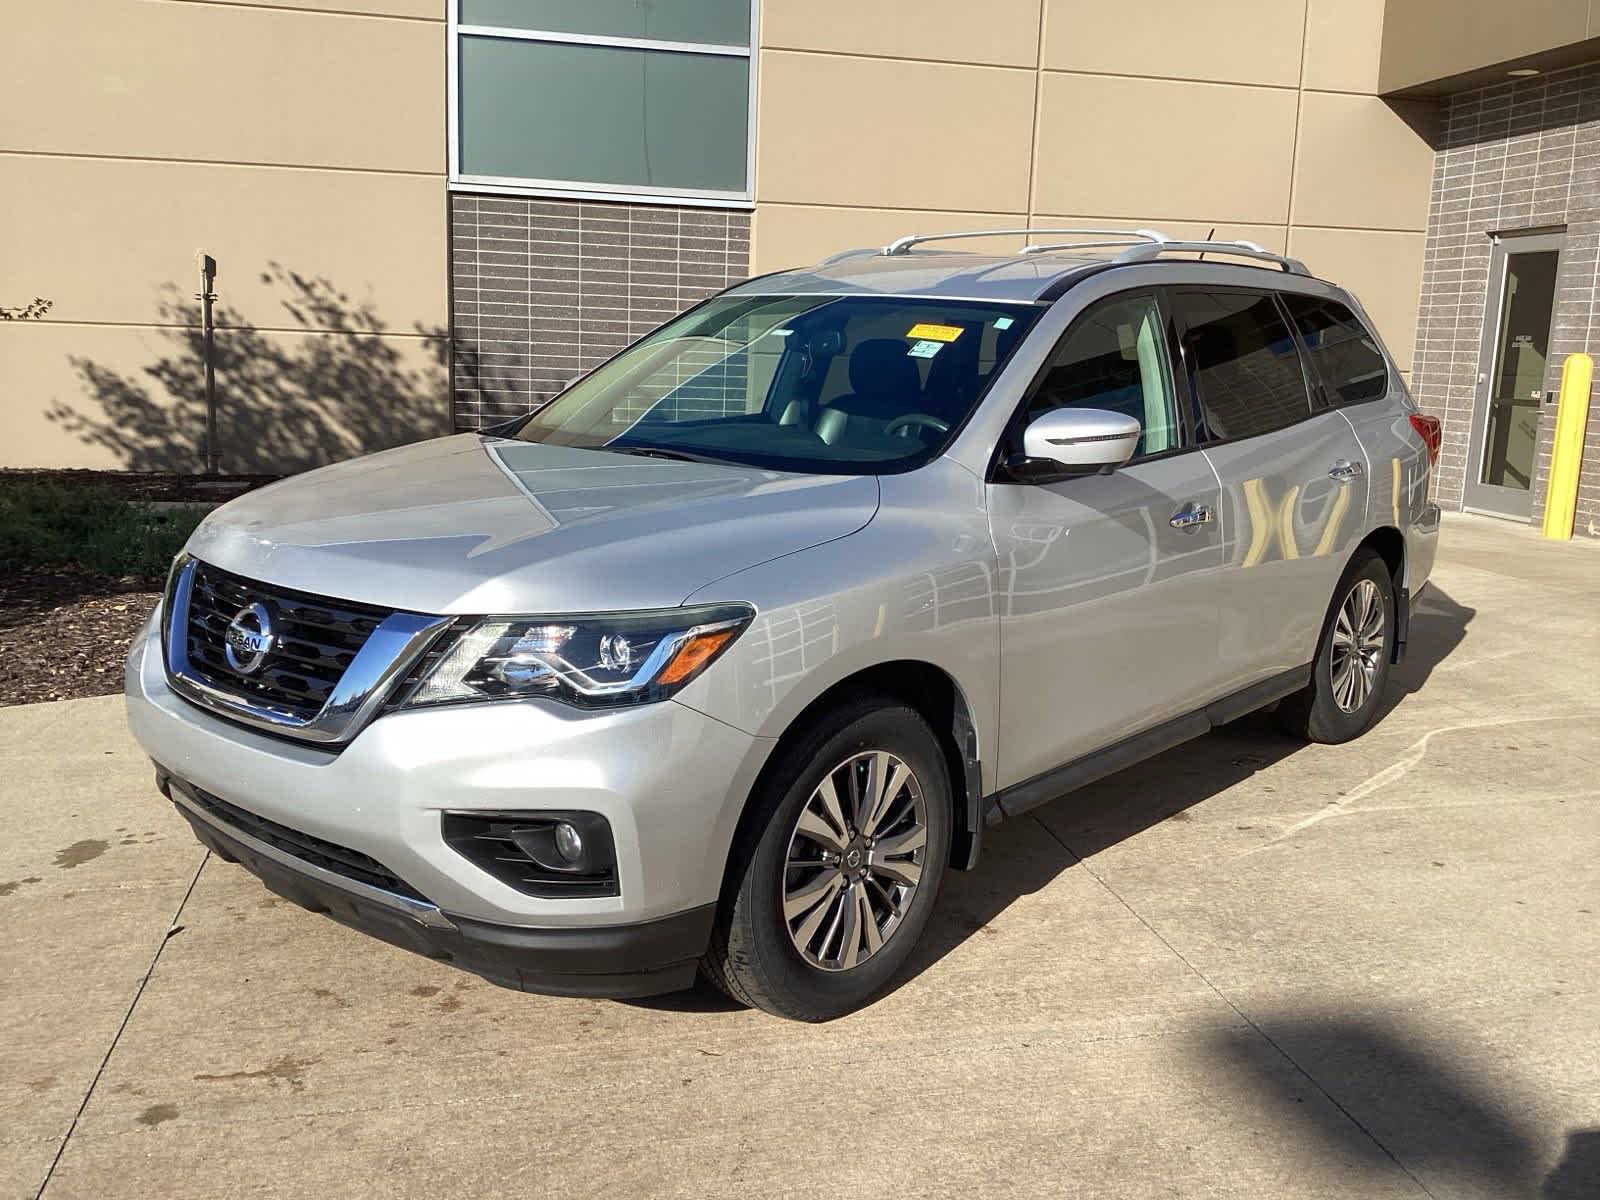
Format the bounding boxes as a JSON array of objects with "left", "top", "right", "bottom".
[{"left": 1465, "top": 232, "right": 1562, "bottom": 520}]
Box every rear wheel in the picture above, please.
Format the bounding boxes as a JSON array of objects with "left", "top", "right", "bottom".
[
  {"left": 703, "top": 696, "right": 951, "bottom": 1021},
  {"left": 1280, "top": 550, "right": 1396, "bottom": 743}
]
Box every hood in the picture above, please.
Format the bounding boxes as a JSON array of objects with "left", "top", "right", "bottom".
[{"left": 185, "top": 435, "right": 879, "bottom": 614}]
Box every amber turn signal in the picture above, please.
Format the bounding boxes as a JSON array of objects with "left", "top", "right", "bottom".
[{"left": 657, "top": 628, "right": 739, "bottom": 685}]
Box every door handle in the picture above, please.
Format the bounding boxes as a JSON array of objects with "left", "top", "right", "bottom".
[
  {"left": 1169, "top": 503, "right": 1214, "bottom": 532},
  {"left": 1328, "top": 460, "right": 1364, "bottom": 482}
]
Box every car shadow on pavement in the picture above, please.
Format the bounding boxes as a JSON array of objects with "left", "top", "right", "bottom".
[
  {"left": 1205, "top": 1015, "right": 1599, "bottom": 1197},
  {"left": 896, "top": 583, "right": 1476, "bottom": 994},
  {"left": 638, "top": 585, "right": 1475, "bottom": 1016}
]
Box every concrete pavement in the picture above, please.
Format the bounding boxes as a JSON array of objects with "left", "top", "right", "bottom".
[{"left": 2, "top": 513, "right": 1597, "bottom": 1198}]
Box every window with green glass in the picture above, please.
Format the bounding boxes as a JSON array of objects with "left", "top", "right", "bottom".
[{"left": 451, "top": 1, "right": 755, "bottom": 203}]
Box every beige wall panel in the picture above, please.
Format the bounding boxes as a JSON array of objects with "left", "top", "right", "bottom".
[
  {"left": 1286, "top": 226, "right": 1426, "bottom": 372},
  {"left": 0, "top": 0, "right": 443, "bottom": 173},
  {"left": 756, "top": 51, "right": 1035, "bottom": 212},
  {"left": 2, "top": 323, "right": 449, "bottom": 471},
  {"left": 1042, "top": 0, "right": 1305, "bottom": 86},
  {"left": 752, "top": 204, "right": 1027, "bottom": 274},
  {"left": 1033, "top": 74, "right": 1299, "bottom": 224},
  {"left": 1032, "top": 215, "right": 1288, "bottom": 254},
  {"left": 1, "top": 157, "right": 446, "bottom": 332},
  {"left": 1302, "top": 0, "right": 1385, "bottom": 93},
  {"left": 1379, "top": 0, "right": 1589, "bottom": 93},
  {"left": 1291, "top": 93, "right": 1438, "bottom": 232},
  {"left": 760, "top": 0, "right": 1042, "bottom": 68},
  {"left": 200, "top": 0, "right": 442, "bottom": 17}
]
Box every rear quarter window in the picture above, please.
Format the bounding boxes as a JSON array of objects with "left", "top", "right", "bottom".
[{"left": 1280, "top": 293, "right": 1390, "bottom": 409}]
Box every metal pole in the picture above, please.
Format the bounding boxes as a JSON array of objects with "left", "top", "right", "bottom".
[{"left": 197, "top": 253, "right": 219, "bottom": 475}]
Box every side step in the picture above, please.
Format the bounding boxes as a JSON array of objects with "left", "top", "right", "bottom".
[{"left": 985, "top": 665, "right": 1311, "bottom": 824}]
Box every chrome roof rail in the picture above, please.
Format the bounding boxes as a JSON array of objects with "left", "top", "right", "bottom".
[
  {"left": 881, "top": 227, "right": 1170, "bottom": 256},
  {"left": 817, "top": 246, "right": 881, "bottom": 266},
  {"left": 1113, "top": 239, "right": 1312, "bottom": 276}
]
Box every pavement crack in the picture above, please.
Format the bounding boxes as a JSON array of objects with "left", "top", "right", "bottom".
[
  {"left": 1030, "top": 814, "right": 1440, "bottom": 1200},
  {"left": 34, "top": 850, "right": 210, "bottom": 1200},
  {"left": 1243, "top": 713, "right": 1570, "bottom": 854}
]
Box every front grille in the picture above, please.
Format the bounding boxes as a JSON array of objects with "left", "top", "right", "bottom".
[
  {"left": 182, "top": 782, "right": 431, "bottom": 904},
  {"left": 183, "top": 561, "right": 392, "bottom": 720}
]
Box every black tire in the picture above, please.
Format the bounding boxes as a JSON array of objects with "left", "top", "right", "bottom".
[
  {"left": 703, "top": 694, "right": 952, "bottom": 1021},
  {"left": 1280, "top": 550, "right": 1396, "bottom": 744}
]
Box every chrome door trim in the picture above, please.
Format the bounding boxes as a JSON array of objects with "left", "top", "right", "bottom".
[
  {"left": 163, "top": 558, "right": 454, "bottom": 745},
  {"left": 1328, "top": 460, "right": 1365, "bottom": 481}
]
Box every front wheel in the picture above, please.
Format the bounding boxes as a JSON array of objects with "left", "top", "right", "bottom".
[
  {"left": 703, "top": 696, "right": 951, "bottom": 1021},
  {"left": 1280, "top": 550, "right": 1396, "bottom": 743}
]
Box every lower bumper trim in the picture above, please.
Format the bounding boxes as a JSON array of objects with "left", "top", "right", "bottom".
[{"left": 171, "top": 789, "right": 714, "bottom": 1000}]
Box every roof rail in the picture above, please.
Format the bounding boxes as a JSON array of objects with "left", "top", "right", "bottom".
[
  {"left": 881, "top": 227, "right": 1170, "bottom": 256},
  {"left": 1113, "top": 239, "right": 1311, "bottom": 276},
  {"left": 816, "top": 246, "right": 881, "bottom": 266}
]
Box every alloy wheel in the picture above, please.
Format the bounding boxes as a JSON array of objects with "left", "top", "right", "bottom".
[
  {"left": 781, "top": 750, "right": 928, "bottom": 972},
  {"left": 1330, "top": 577, "right": 1386, "bottom": 713}
]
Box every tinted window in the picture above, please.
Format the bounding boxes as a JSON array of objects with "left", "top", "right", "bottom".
[
  {"left": 1023, "top": 293, "right": 1180, "bottom": 458},
  {"left": 1173, "top": 291, "right": 1312, "bottom": 442},
  {"left": 1281, "top": 294, "right": 1389, "bottom": 408}
]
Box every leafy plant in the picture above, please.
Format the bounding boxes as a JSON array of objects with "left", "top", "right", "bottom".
[{"left": 0, "top": 480, "right": 209, "bottom": 582}]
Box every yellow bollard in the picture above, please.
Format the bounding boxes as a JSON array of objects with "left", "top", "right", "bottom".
[{"left": 1542, "top": 352, "right": 1593, "bottom": 540}]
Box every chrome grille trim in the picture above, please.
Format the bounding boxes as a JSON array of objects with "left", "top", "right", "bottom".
[{"left": 163, "top": 557, "right": 453, "bottom": 744}]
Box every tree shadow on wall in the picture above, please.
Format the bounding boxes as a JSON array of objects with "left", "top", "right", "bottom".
[{"left": 48, "top": 264, "right": 473, "bottom": 474}]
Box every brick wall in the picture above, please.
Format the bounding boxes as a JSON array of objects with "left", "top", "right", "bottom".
[
  {"left": 1412, "top": 63, "right": 1600, "bottom": 533},
  {"left": 449, "top": 196, "right": 752, "bottom": 429}
]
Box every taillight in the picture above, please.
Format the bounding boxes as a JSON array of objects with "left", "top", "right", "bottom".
[{"left": 1408, "top": 413, "right": 1442, "bottom": 466}]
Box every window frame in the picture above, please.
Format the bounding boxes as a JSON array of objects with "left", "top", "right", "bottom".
[
  {"left": 991, "top": 288, "right": 1198, "bottom": 482},
  {"left": 1165, "top": 284, "right": 1319, "bottom": 451},
  {"left": 447, "top": 1, "right": 759, "bottom": 208}
]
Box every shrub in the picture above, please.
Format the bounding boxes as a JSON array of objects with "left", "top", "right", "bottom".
[{"left": 0, "top": 481, "right": 208, "bottom": 583}]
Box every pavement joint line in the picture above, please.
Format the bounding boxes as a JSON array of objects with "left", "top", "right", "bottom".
[
  {"left": 1027, "top": 813, "right": 1440, "bottom": 1200},
  {"left": 34, "top": 850, "right": 212, "bottom": 1200}
]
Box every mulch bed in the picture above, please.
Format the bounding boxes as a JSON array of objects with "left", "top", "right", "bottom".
[
  {"left": 0, "top": 467, "right": 276, "bottom": 504},
  {"left": 0, "top": 569, "right": 163, "bottom": 706},
  {"left": 1, "top": 470, "right": 279, "bottom": 706}
]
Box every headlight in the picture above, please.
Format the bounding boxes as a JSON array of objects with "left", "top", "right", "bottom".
[{"left": 402, "top": 604, "right": 754, "bottom": 710}]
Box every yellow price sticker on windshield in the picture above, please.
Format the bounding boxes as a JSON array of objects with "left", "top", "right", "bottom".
[{"left": 905, "top": 322, "right": 963, "bottom": 343}]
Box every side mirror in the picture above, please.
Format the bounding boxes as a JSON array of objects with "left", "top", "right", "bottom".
[{"left": 1018, "top": 408, "right": 1141, "bottom": 477}]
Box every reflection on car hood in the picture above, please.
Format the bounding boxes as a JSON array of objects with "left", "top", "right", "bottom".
[{"left": 185, "top": 435, "right": 880, "bottom": 614}]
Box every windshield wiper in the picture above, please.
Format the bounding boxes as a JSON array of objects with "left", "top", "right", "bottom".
[{"left": 605, "top": 445, "right": 738, "bottom": 467}]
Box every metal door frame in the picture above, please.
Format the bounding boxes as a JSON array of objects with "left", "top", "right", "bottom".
[{"left": 1464, "top": 229, "right": 1564, "bottom": 520}]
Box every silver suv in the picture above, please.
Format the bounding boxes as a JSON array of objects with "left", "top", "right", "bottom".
[{"left": 126, "top": 229, "right": 1442, "bottom": 1020}]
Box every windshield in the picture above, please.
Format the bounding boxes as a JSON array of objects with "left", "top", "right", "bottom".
[{"left": 512, "top": 293, "right": 1042, "bottom": 474}]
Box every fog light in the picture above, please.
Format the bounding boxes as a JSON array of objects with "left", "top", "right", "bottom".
[{"left": 554, "top": 821, "right": 584, "bottom": 864}]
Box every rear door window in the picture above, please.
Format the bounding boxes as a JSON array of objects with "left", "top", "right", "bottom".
[
  {"left": 1171, "top": 290, "right": 1313, "bottom": 443},
  {"left": 1280, "top": 293, "right": 1390, "bottom": 409}
]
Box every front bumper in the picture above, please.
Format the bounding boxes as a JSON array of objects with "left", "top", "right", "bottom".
[
  {"left": 165, "top": 768, "right": 713, "bottom": 997},
  {"left": 126, "top": 609, "right": 770, "bottom": 994}
]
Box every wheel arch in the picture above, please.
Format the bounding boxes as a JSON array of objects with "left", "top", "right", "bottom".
[
  {"left": 1354, "top": 525, "right": 1407, "bottom": 662},
  {"left": 735, "top": 661, "right": 985, "bottom": 879}
]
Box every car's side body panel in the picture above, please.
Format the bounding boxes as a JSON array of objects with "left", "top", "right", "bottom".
[
  {"left": 985, "top": 453, "right": 1225, "bottom": 788},
  {"left": 1201, "top": 411, "right": 1372, "bottom": 692},
  {"left": 676, "top": 457, "right": 1005, "bottom": 793}
]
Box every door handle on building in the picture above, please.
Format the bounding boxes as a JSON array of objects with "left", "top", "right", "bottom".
[
  {"left": 1169, "top": 503, "right": 1214, "bottom": 532},
  {"left": 1328, "top": 460, "right": 1364, "bottom": 482}
]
